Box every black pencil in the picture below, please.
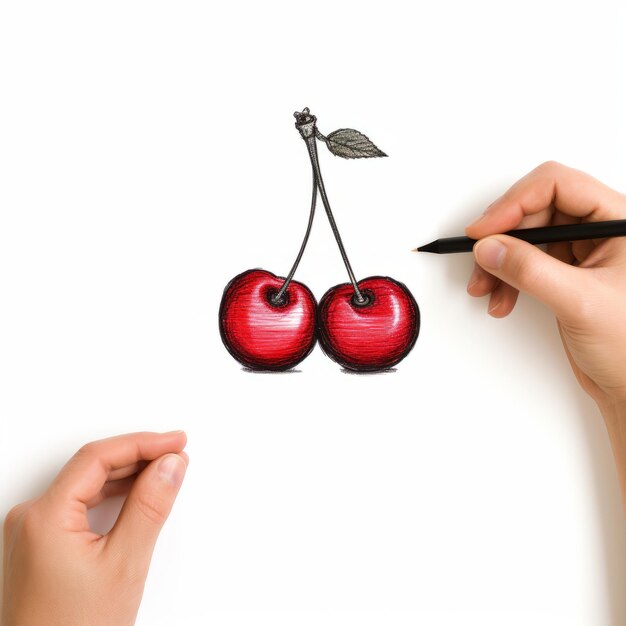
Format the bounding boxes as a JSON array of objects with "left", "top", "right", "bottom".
[{"left": 416, "top": 219, "right": 626, "bottom": 254}]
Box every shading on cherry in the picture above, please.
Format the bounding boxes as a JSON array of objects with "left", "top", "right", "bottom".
[
  {"left": 219, "top": 269, "right": 317, "bottom": 371},
  {"left": 317, "top": 276, "right": 419, "bottom": 371}
]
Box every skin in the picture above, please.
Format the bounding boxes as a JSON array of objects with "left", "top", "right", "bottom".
[
  {"left": 465, "top": 161, "right": 626, "bottom": 514},
  {"left": 1, "top": 431, "right": 188, "bottom": 625},
  {"left": 3, "top": 161, "right": 626, "bottom": 624}
]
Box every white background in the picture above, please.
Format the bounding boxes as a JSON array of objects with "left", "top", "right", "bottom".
[{"left": 2, "top": 1, "right": 626, "bottom": 624}]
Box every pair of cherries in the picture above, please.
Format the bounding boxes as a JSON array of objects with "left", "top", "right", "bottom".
[
  {"left": 219, "top": 109, "right": 420, "bottom": 372},
  {"left": 219, "top": 269, "right": 419, "bottom": 372}
]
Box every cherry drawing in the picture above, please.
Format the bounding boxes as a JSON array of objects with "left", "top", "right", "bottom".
[
  {"left": 219, "top": 269, "right": 317, "bottom": 371},
  {"left": 219, "top": 108, "right": 420, "bottom": 372}
]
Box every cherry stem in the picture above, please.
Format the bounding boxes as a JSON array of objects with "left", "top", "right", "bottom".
[
  {"left": 305, "top": 135, "right": 365, "bottom": 304},
  {"left": 275, "top": 108, "right": 366, "bottom": 306},
  {"left": 271, "top": 166, "right": 317, "bottom": 305}
]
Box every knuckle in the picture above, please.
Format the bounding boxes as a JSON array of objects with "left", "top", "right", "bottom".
[
  {"left": 536, "top": 160, "right": 563, "bottom": 175},
  {"left": 19, "top": 506, "right": 42, "bottom": 538},
  {"left": 73, "top": 441, "right": 107, "bottom": 472},
  {"left": 4, "top": 499, "right": 42, "bottom": 539},
  {"left": 76, "top": 441, "right": 98, "bottom": 458},
  {"left": 134, "top": 491, "right": 168, "bottom": 526},
  {"left": 72, "top": 442, "right": 100, "bottom": 469},
  {"left": 4, "top": 503, "right": 25, "bottom": 531}
]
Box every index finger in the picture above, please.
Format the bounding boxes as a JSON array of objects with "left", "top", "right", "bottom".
[
  {"left": 44, "top": 431, "right": 187, "bottom": 508},
  {"left": 465, "top": 161, "right": 626, "bottom": 239}
]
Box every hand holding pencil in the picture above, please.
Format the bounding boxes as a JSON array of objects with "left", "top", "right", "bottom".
[
  {"left": 459, "top": 161, "right": 626, "bottom": 512},
  {"left": 464, "top": 161, "right": 626, "bottom": 331}
]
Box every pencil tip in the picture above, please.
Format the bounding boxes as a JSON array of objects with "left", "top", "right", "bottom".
[{"left": 416, "top": 241, "right": 438, "bottom": 253}]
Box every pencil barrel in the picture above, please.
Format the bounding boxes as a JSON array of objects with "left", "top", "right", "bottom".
[{"left": 431, "top": 219, "right": 626, "bottom": 254}]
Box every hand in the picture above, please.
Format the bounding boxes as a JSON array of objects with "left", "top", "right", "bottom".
[
  {"left": 2, "top": 431, "right": 188, "bottom": 626},
  {"left": 465, "top": 161, "right": 626, "bottom": 410}
]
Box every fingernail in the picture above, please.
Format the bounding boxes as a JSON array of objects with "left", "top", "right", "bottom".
[
  {"left": 163, "top": 430, "right": 185, "bottom": 436},
  {"left": 467, "top": 266, "right": 482, "bottom": 292},
  {"left": 488, "top": 298, "right": 501, "bottom": 315},
  {"left": 157, "top": 454, "right": 186, "bottom": 488},
  {"left": 474, "top": 238, "right": 506, "bottom": 269}
]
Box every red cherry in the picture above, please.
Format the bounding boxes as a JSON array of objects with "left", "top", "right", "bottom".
[
  {"left": 219, "top": 269, "right": 317, "bottom": 370},
  {"left": 317, "top": 276, "right": 419, "bottom": 371}
]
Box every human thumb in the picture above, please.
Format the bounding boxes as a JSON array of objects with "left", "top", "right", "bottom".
[
  {"left": 473, "top": 235, "right": 583, "bottom": 317},
  {"left": 106, "top": 453, "right": 187, "bottom": 573}
]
